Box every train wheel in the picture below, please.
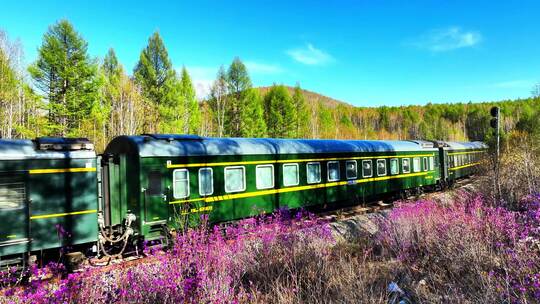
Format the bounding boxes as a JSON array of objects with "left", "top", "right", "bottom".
[{"left": 159, "top": 225, "right": 174, "bottom": 250}]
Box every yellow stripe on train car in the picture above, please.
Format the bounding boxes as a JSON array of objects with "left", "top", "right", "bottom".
[
  {"left": 30, "top": 209, "right": 97, "bottom": 220},
  {"left": 29, "top": 168, "right": 97, "bottom": 174},
  {"left": 449, "top": 162, "right": 481, "bottom": 171}
]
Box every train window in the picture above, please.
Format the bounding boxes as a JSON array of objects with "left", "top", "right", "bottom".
[
  {"left": 377, "top": 159, "right": 387, "bottom": 176},
  {"left": 362, "top": 160, "right": 373, "bottom": 177},
  {"left": 327, "top": 161, "right": 340, "bottom": 182},
  {"left": 306, "top": 162, "right": 321, "bottom": 184},
  {"left": 147, "top": 171, "right": 162, "bottom": 196},
  {"left": 225, "top": 166, "right": 246, "bottom": 193},
  {"left": 402, "top": 158, "right": 410, "bottom": 173},
  {"left": 413, "top": 157, "right": 421, "bottom": 172},
  {"left": 345, "top": 160, "right": 357, "bottom": 179},
  {"left": 390, "top": 158, "right": 399, "bottom": 175},
  {"left": 422, "top": 157, "right": 428, "bottom": 172},
  {"left": 283, "top": 164, "right": 299, "bottom": 186},
  {"left": 173, "top": 169, "right": 189, "bottom": 199},
  {"left": 429, "top": 157, "right": 435, "bottom": 171},
  {"left": 198, "top": 168, "right": 213, "bottom": 196},
  {"left": 256, "top": 165, "right": 274, "bottom": 190},
  {"left": 0, "top": 178, "right": 25, "bottom": 210}
]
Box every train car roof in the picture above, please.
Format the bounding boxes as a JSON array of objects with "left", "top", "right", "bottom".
[
  {"left": 104, "top": 134, "right": 439, "bottom": 158},
  {"left": 0, "top": 138, "right": 96, "bottom": 160},
  {"left": 443, "top": 141, "right": 488, "bottom": 150}
]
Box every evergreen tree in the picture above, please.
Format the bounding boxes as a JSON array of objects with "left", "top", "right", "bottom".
[
  {"left": 263, "top": 84, "right": 295, "bottom": 138},
  {"left": 29, "top": 20, "right": 99, "bottom": 136},
  {"left": 100, "top": 48, "right": 122, "bottom": 143},
  {"left": 225, "top": 57, "right": 252, "bottom": 136},
  {"left": 318, "top": 102, "right": 334, "bottom": 138},
  {"left": 179, "top": 67, "right": 201, "bottom": 134},
  {"left": 133, "top": 32, "right": 176, "bottom": 132},
  {"left": 292, "top": 83, "right": 309, "bottom": 138},
  {"left": 241, "top": 88, "right": 267, "bottom": 137},
  {"left": 133, "top": 32, "right": 175, "bottom": 105},
  {"left": 103, "top": 48, "right": 122, "bottom": 85}
]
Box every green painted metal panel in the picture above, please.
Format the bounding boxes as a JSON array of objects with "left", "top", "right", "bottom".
[{"left": 1, "top": 156, "right": 99, "bottom": 257}]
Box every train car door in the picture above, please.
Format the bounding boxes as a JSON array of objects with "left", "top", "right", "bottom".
[
  {"left": 0, "top": 173, "right": 29, "bottom": 255},
  {"left": 144, "top": 170, "right": 168, "bottom": 223},
  {"left": 439, "top": 148, "right": 449, "bottom": 181}
]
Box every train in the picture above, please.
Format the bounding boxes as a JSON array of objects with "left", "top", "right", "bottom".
[{"left": 0, "top": 134, "right": 487, "bottom": 268}]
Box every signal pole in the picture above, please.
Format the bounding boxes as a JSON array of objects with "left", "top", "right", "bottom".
[{"left": 490, "top": 106, "right": 501, "bottom": 200}]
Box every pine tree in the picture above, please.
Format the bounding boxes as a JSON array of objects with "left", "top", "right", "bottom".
[
  {"left": 226, "top": 57, "right": 252, "bottom": 136},
  {"left": 100, "top": 48, "right": 121, "bottom": 142},
  {"left": 103, "top": 48, "right": 122, "bottom": 86},
  {"left": 241, "top": 88, "right": 267, "bottom": 137},
  {"left": 133, "top": 32, "right": 174, "bottom": 105},
  {"left": 263, "top": 84, "right": 295, "bottom": 138},
  {"left": 292, "top": 83, "right": 309, "bottom": 138},
  {"left": 29, "top": 20, "right": 99, "bottom": 136},
  {"left": 179, "top": 67, "right": 201, "bottom": 134},
  {"left": 133, "top": 32, "right": 176, "bottom": 132}
]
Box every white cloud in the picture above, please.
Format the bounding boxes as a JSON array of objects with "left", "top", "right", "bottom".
[
  {"left": 286, "top": 43, "right": 334, "bottom": 65},
  {"left": 244, "top": 61, "right": 284, "bottom": 74},
  {"left": 412, "top": 27, "right": 482, "bottom": 52},
  {"left": 185, "top": 66, "right": 218, "bottom": 100}
]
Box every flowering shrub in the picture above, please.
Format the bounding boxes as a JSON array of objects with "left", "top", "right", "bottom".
[
  {"left": 378, "top": 192, "right": 540, "bottom": 303},
  {"left": 2, "top": 194, "right": 539, "bottom": 303},
  {"left": 0, "top": 211, "right": 334, "bottom": 304}
]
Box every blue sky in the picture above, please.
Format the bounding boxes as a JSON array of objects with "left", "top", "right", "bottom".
[{"left": 1, "top": 0, "right": 539, "bottom": 106}]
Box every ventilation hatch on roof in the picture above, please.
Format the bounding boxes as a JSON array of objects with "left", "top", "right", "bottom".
[
  {"left": 141, "top": 134, "right": 203, "bottom": 142},
  {"left": 34, "top": 137, "right": 94, "bottom": 151}
]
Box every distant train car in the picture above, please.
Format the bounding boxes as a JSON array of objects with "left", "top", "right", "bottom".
[
  {"left": 441, "top": 141, "right": 488, "bottom": 184},
  {"left": 0, "top": 138, "right": 98, "bottom": 267},
  {"left": 102, "top": 134, "right": 442, "bottom": 241}
]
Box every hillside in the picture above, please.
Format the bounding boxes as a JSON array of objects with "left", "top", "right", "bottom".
[
  {"left": 258, "top": 86, "right": 350, "bottom": 109},
  {"left": 257, "top": 85, "right": 540, "bottom": 143}
]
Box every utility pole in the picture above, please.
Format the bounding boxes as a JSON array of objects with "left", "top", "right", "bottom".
[{"left": 490, "top": 106, "right": 501, "bottom": 200}]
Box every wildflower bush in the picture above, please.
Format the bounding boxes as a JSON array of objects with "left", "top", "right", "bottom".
[
  {"left": 2, "top": 193, "right": 539, "bottom": 303},
  {"left": 0, "top": 212, "right": 344, "bottom": 304},
  {"left": 378, "top": 192, "right": 540, "bottom": 303}
]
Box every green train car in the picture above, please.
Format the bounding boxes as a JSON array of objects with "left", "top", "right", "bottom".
[
  {"left": 102, "top": 135, "right": 448, "bottom": 242},
  {"left": 442, "top": 141, "right": 488, "bottom": 182},
  {"left": 0, "top": 138, "right": 98, "bottom": 267}
]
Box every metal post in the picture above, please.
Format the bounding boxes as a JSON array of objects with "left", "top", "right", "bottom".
[
  {"left": 490, "top": 106, "right": 501, "bottom": 201},
  {"left": 496, "top": 112, "right": 500, "bottom": 201},
  {"left": 496, "top": 112, "right": 500, "bottom": 163}
]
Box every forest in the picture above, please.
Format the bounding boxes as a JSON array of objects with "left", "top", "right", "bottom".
[{"left": 1, "top": 19, "right": 540, "bottom": 152}]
